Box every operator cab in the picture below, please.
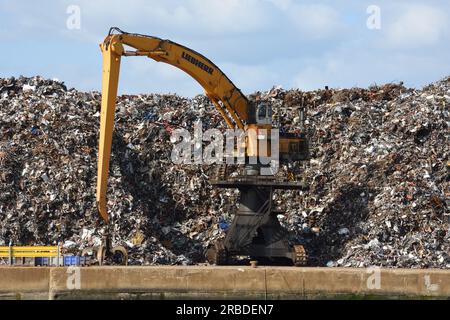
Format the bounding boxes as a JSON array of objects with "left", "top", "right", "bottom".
[{"left": 256, "top": 103, "right": 272, "bottom": 125}]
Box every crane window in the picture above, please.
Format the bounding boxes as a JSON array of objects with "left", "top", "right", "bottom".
[
  {"left": 257, "top": 104, "right": 267, "bottom": 119},
  {"left": 267, "top": 106, "right": 272, "bottom": 118}
]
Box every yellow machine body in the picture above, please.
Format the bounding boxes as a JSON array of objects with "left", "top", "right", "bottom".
[{"left": 96, "top": 28, "right": 307, "bottom": 221}]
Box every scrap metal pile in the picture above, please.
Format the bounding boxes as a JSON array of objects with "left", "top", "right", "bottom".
[{"left": 0, "top": 76, "right": 449, "bottom": 267}]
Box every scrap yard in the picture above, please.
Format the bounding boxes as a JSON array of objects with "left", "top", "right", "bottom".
[
  {"left": 0, "top": 1, "right": 450, "bottom": 303},
  {"left": 0, "top": 75, "right": 449, "bottom": 269}
]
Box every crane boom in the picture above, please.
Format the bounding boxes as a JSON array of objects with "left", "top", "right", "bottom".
[
  {"left": 96, "top": 28, "right": 308, "bottom": 222},
  {"left": 97, "top": 28, "right": 252, "bottom": 221}
]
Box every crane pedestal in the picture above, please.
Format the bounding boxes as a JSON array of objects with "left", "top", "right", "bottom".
[{"left": 207, "top": 171, "right": 307, "bottom": 266}]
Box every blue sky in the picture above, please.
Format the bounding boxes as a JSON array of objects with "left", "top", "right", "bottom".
[{"left": 0, "top": 0, "right": 449, "bottom": 96}]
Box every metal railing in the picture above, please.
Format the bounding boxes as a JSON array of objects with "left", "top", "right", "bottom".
[{"left": 0, "top": 243, "right": 61, "bottom": 266}]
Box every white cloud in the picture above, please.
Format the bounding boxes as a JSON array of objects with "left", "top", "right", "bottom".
[
  {"left": 188, "top": 0, "right": 270, "bottom": 34},
  {"left": 292, "top": 42, "right": 450, "bottom": 91},
  {"left": 293, "top": 66, "right": 325, "bottom": 90},
  {"left": 1, "top": 0, "right": 449, "bottom": 96},
  {"left": 267, "top": 0, "right": 292, "bottom": 11},
  {"left": 119, "top": 57, "right": 202, "bottom": 95},
  {"left": 269, "top": 1, "right": 343, "bottom": 39},
  {"left": 0, "top": 0, "right": 272, "bottom": 44},
  {"left": 290, "top": 4, "right": 342, "bottom": 38},
  {"left": 121, "top": 58, "right": 279, "bottom": 95},
  {"left": 219, "top": 62, "right": 279, "bottom": 94},
  {"left": 74, "top": 0, "right": 271, "bottom": 37},
  {"left": 386, "top": 5, "right": 448, "bottom": 48}
]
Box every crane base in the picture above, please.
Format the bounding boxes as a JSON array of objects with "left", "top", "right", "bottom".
[{"left": 206, "top": 175, "right": 307, "bottom": 266}]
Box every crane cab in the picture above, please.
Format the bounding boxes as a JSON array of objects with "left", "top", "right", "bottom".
[
  {"left": 256, "top": 103, "right": 272, "bottom": 125},
  {"left": 245, "top": 102, "right": 273, "bottom": 158}
]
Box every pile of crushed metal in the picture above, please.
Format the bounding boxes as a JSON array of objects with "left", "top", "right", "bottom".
[{"left": 0, "top": 76, "right": 448, "bottom": 268}]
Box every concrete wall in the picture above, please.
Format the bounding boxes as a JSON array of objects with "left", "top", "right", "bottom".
[
  {"left": 0, "top": 266, "right": 449, "bottom": 299},
  {"left": 0, "top": 267, "right": 49, "bottom": 299}
]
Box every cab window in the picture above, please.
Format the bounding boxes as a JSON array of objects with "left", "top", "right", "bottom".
[{"left": 257, "top": 104, "right": 266, "bottom": 119}]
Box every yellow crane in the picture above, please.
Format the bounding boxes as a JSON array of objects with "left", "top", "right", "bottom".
[{"left": 96, "top": 28, "right": 309, "bottom": 265}]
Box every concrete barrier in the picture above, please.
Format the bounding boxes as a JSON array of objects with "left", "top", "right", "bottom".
[
  {"left": 1, "top": 266, "right": 449, "bottom": 299},
  {"left": 0, "top": 267, "right": 50, "bottom": 299}
]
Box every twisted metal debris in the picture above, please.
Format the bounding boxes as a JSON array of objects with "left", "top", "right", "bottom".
[{"left": 0, "top": 76, "right": 448, "bottom": 267}]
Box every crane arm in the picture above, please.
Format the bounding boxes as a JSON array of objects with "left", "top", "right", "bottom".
[{"left": 96, "top": 28, "right": 251, "bottom": 221}]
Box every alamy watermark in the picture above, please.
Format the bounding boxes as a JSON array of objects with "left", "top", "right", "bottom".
[
  {"left": 424, "top": 275, "right": 439, "bottom": 292},
  {"left": 66, "top": 5, "right": 81, "bottom": 30},
  {"left": 366, "top": 266, "right": 381, "bottom": 289},
  {"left": 170, "top": 121, "right": 280, "bottom": 175},
  {"left": 66, "top": 266, "right": 81, "bottom": 290},
  {"left": 365, "top": 268, "right": 441, "bottom": 293},
  {"left": 366, "top": 5, "right": 381, "bottom": 30}
]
